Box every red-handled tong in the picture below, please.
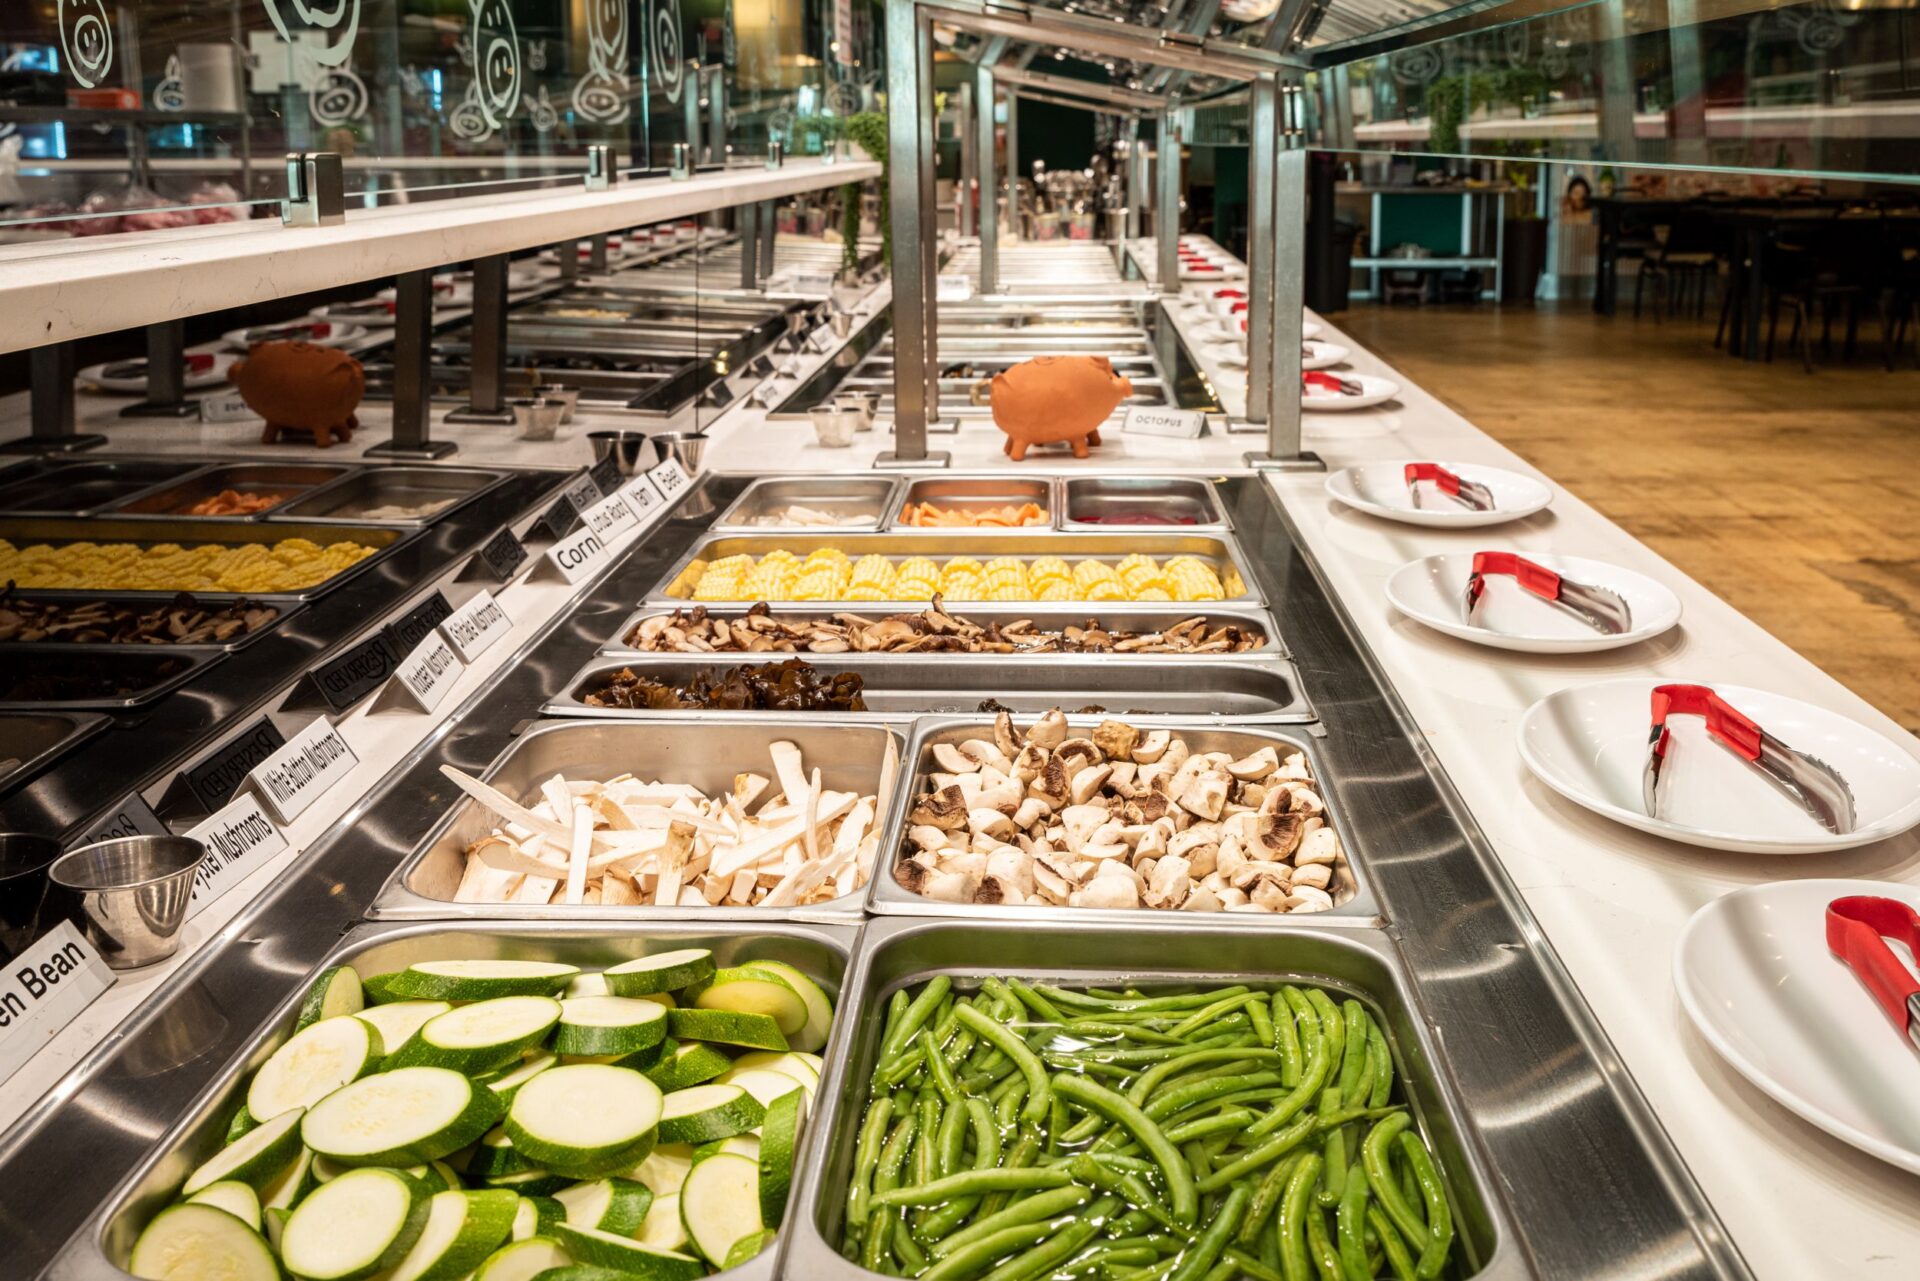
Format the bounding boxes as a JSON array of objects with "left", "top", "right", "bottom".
[
  {"left": 1826, "top": 896, "right": 1920, "bottom": 1054},
  {"left": 1304, "top": 371, "right": 1364, "bottom": 397},
  {"left": 1404, "top": 462, "right": 1494, "bottom": 512},
  {"left": 1464, "top": 551, "right": 1632, "bottom": 634},
  {"left": 1644, "top": 683, "right": 1857, "bottom": 834}
]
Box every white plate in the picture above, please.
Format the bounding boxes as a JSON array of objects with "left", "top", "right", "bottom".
[
  {"left": 1301, "top": 341, "right": 1350, "bottom": 372},
  {"left": 376, "top": 280, "right": 474, "bottom": 307},
  {"left": 223, "top": 320, "right": 367, "bottom": 351},
  {"left": 1181, "top": 263, "right": 1244, "bottom": 281},
  {"left": 1303, "top": 375, "right": 1401, "bottom": 413},
  {"left": 1301, "top": 320, "right": 1322, "bottom": 340},
  {"left": 1676, "top": 879, "right": 1920, "bottom": 1174},
  {"left": 1519, "top": 678, "right": 1920, "bottom": 853},
  {"left": 81, "top": 352, "right": 236, "bottom": 394},
  {"left": 310, "top": 300, "right": 398, "bottom": 327},
  {"left": 1385, "top": 552, "right": 1682, "bottom": 652},
  {"left": 1326, "top": 460, "right": 1551, "bottom": 526}
]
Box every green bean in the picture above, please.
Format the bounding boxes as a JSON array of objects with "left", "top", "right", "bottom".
[
  {"left": 1002, "top": 978, "right": 1067, "bottom": 1024},
  {"left": 1366, "top": 1206, "right": 1419, "bottom": 1281},
  {"left": 883, "top": 976, "right": 952, "bottom": 1060},
  {"left": 875, "top": 1167, "right": 1075, "bottom": 1208},
  {"left": 861, "top": 1205, "right": 897, "bottom": 1275},
  {"left": 976, "top": 1133, "right": 1041, "bottom": 1220},
  {"left": 1195, "top": 1114, "right": 1317, "bottom": 1192},
  {"left": 845, "top": 1097, "right": 896, "bottom": 1226},
  {"left": 1237, "top": 1152, "right": 1303, "bottom": 1247},
  {"left": 875, "top": 1116, "right": 917, "bottom": 1195},
  {"left": 1053, "top": 1075, "right": 1197, "bottom": 1226},
  {"left": 1367, "top": 1022, "right": 1393, "bottom": 1110},
  {"left": 937, "top": 1092, "right": 970, "bottom": 1178},
  {"left": 1304, "top": 1202, "right": 1342, "bottom": 1281},
  {"left": 1244, "top": 992, "right": 1276, "bottom": 1046},
  {"left": 1336, "top": 1159, "right": 1370, "bottom": 1281},
  {"left": 1163, "top": 1107, "right": 1257, "bottom": 1146},
  {"left": 1068, "top": 1020, "right": 1187, "bottom": 1047},
  {"left": 981, "top": 1196, "right": 1119, "bottom": 1281},
  {"left": 880, "top": 1041, "right": 927, "bottom": 1088},
  {"left": 920, "top": 1219, "right": 1065, "bottom": 1281},
  {"left": 1037, "top": 984, "right": 1249, "bottom": 1014},
  {"left": 895, "top": 1220, "right": 930, "bottom": 1273},
  {"left": 1049, "top": 1096, "right": 1073, "bottom": 1155},
  {"left": 993, "top": 1077, "right": 1028, "bottom": 1130},
  {"left": 1226, "top": 1246, "right": 1289, "bottom": 1281},
  {"left": 1146, "top": 1071, "right": 1284, "bottom": 1123},
  {"left": 1361, "top": 1114, "right": 1430, "bottom": 1256},
  {"left": 1275, "top": 1151, "right": 1323, "bottom": 1281},
  {"left": 1336, "top": 1003, "right": 1370, "bottom": 1099},
  {"left": 1181, "top": 1139, "right": 1212, "bottom": 1183},
  {"left": 1168, "top": 1183, "right": 1250, "bottom": 1281},
  {"left": 1245, "top": 1033, "right": 1331, "bottom": 1140},
  {"left": 1397, "top": 1132, "right": 1452, "bottom": 1280},
  {"left": 955, "top": 1003, "right": 1052, "bottom": 1125},
  {"left": 1281, "top": 987, "right": 1319, "bottom": 1044},
  {"left": 1270, "top": 992, "right": 1302, "bottom": 1087},
  {"left": 879, "top": 987, "right": 911, "bottom": 1053},
  {"left": 1304, "top": 991, "right": 1345, "bottom": 1106},
  {"left": 1316, "top": 1087, "right": 1346, "bottom": 1208},
  {"left": 1128, "top": 1048, "right": 1284, "bottom": 1105},
  {"left": 914, "top": 1095, "right": 942, "bottom": 1188},
  {"left": 931, "top": 1185, "right": 1092, "bottom": 1259},
  {"left": 1167, "top": 991, "right": 1261, "bottom": 1039}
]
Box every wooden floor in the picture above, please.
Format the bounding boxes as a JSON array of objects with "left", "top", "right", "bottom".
[{"left": 1336, "top": 301, "right": 1920, "bottom": 732}]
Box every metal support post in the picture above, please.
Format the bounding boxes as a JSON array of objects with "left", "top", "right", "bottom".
[
  {"left": 0, "top": 344, "right": 105, "bottom": 453},
  {"left": 121, "top": 320, "right": 199, "bottom": 418},
  {"left": 1004, "top": 93, "right": 1020, "bottom": 241},
  {"left": 1246, "top": 79, "right": 1320, "bottom": 472},
  {"left": 1156, "top": 111, "right": 1181, "bottom": 293},
  {"left": 759, "top": 200, "right": 777, "bottom": 281},
  {"left": 976, "top": 66, "right": 999, "bottom": 295},
  {"left": 588, "top": 234, "right": 610, "bottom": 274},
  {"left": 1245, "top": 78, "right": 1277, "bottom": 425},
  {"left": 558, "top": 241, "right": 580, "bottom": 281},
  {"left": 706, "top": 66, "right": 727, "bottom": 165},
  {"left": 875, "top": 0, "right": 949, "bottom": 469},
  {"left": 446, "top": 254, "right": 515, "bottom": 423},
  {"left": 683, "top": 68, "right": 703, "bottom": 166},
  {"left": 1128, "top": 121, "right": 1150, "bottom": 240},
  {"left": 739, "top": 202, "right": 761, "bottom": 290},
  {"left": 957, "top": 81, "right": 977, "bottom": 240},
  {"left": 365, "top": 269, "right": 457, "bottom": 459}
]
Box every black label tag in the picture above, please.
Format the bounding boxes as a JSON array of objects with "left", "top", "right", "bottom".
[
  {"left": 309, "top": 631, "right": 401, "bottom": 713},
  {"left": 383, "top": 592, "right": 454, "bottom": 657},
  {"left": 75, "top": 792, "right": 168, "bottom": 847},
  {"left": 563, "top": 470, "right": 602, "bottom": 513},
  {"left": 475, "top": 526, "right": 528, "bottom": 581},
  {"left": 181, "top": 717, "right": 287, "bottom": 813},
  {"left": 535, "top": 494, "right": 579, "bottom": 542},
  {"left": 588, "top": 453, "right": 624, "bottom": 498},
  {"left": 747, "top": 355, "right": 774, "bottom": 379}
]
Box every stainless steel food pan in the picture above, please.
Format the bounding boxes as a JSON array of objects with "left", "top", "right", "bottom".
[
  {"left": 0, "top": 516, "right": 415, "bottom": 602},
  {"left": 0, "top": 459, "right": 210, "bottom": 517},
  {"left": 650, "top": 532, "right": 1261, "bottom": 606},
  {"left": 109, "top": 464, "right": 354, "bottom": 520},
  {"left": 868, "top": 716, "right": 1373, "bottom": 924},
  {"left": 599, "top": 603, "right": 1286, "bottom": 659},
  {"left": 711, "top": 477, "right": 901, "bottom": 532},
  {"left": 1059, "top": 476, "right": 1230, "bottom": 531},
  {"left": 49, "top": 919, "right": 857, "bottom": 1281},
  {"left": 890, "top": 476, "right": 1055, "bottom": 531},
  {"left": 0, "top": 709, "right": 110, "bottom": 792},
  {"left": 0, "top": 591, "right": 304, "bottom": 652},
  {"left": 785, "top": 917, "right": 1521, "bottom": 1281},
  {"left": 0, "top": 644, "right": 223, "bottom": 711},
  {"left": 269, "top": 466, "right": 510, "bottom": 526},
  {"left": 548, "top": 656, "right": 1311, "bottom": 724},
  {"left": 370, "top": 717, "right": 902, "bottom": 922}
]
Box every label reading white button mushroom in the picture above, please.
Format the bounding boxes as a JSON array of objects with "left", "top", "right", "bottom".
[
  {"left": 247, "top": 718, "right": 359, "bottom": 825},
  {"left": 439, "top": 590, "right": 510, "bottom": 663}
]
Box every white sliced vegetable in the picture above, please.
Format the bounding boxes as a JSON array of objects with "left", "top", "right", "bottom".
[
  {"left": 694, "top": 967, "right": 806, "bottom": 1037},
  {"left": 479, "top": 1052, "right": 557, "bottom": 1108},
  {"left": 129, "top": 1203, "right": 278, "bottom": 1281},
  {"left": 678, "top": 1152, "right": 764, "bottom": 1267},
  {"left": 627, "top": 1144, "right": 695, "bottom": 1196},
  {"left": 743, "top": 961, "right": 835, "bottom": 1053},
  {"left": 730, "top": 1051, "right": 820, "bottom": 1088},
  {"left": 643, "top": 1042, "right": 734, "bottom": 1093},
  {"left": 279, "top": 1167, "right": 427, "bottom": 1281},
  {"left": 552, "top": 1223, "right": 704, "bottom": 1281},
  {"left": 388, "top": 960, "right": 579, "bottom": 1001},
  {"left": 715, "top": 1067, "right": 806, "bottom": 1108},
  {"left": 664, "top": 1008, "right": 786, "bottom": 1052},
  {"left": 504, "top": 1064, "right": 663, "bottom": 1180},
  {"left": 564, "top": 972, "right": 610, "bottom": 999},
  {"left": 552, "top": 996, "right": 669, "bottom": 1058},
  {"left": 554, "top": 1176, "right": 652, "bottom": 1235},
  {"left": 385, "top": 1188, "right": 519, "bottom": 1281},
  {"left": 471, "top": 1236, "right": 572, "bottom": 1281},
  {"left": 386, "top": 997, "right": 561, "bottom": 1075},
  {"left": 758, "top": 1090, "right": 804, "bottom": 1225},
  {"left": 355, "top": 1001, "right": 452, "bottom": 1051},
  {"left": 182, "top": 1109, "right": 305, "bottom": 1195},
  {"left": 184, "top": 1181, "right": 262, "bottom": 1232},
  {"left": 302, "top": 1066, "right": 501, "bottom": 1166},
  {"left": 294, "top": 966, "right": 365, "bottom": 1032},
  {"left": 657, "top": 1084, "right": 764, "bottom": 1145},
  {"left": 696, "top": 1135, "right": 760, "bottom": 1163},
  {"left": 636, "top": 1193, "right": 688, "bottom": 1253},
  {"left": 248, "top": 1016, "right": 382, "bottom": 1121},
  {"left": 260, "top": 1147, "right": 315, "bottom": 1213},
  {"left": 602, "top": 950, "right": 714, "bottom": 997}
]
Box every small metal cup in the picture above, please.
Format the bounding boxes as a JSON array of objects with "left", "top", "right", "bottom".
[
  {"left": 651, "top": 430, "right": 708, "bottom": 475},
  {"left": 538, "top": 384, "right": 580, "bottom": 423},
  {"left": 828, "top": 311, "right": 854, "bottom": 339},
  {"left": 0, "top": 832, "right": 67, "bottom": 961},
  {"left": 833, "top": 391, "right": 877, "bottom": 432},
  {"left": 809, "top": 406, "right": 858, "bottom": 448},
  {"left": 49, "top": 835, "right": 208, "bottom": 969},
  {"left": 587, "top": 429, "right": 654, "bottom": 476},
  {"left": 508, "top": 396, "right": 567, "bottom": 442}
]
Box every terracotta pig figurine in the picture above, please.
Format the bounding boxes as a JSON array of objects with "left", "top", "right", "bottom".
[
  {"left": 990, "top": 355, "right": 1133, "bottom": 461},
  {"left": 230, "top": 340, "right": 364, "bottom": 449}
]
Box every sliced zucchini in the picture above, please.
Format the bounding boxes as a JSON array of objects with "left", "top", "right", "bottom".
[
  {"left": 715, "top": 1067, "right": 806, "bottom": 1108},
  {"left": 758, "top": 1090, "right": 803, "bottom": 1226},
  {"left": 643, "top": 1042, "right": 734, "bottom": 1094},
  {"left": 279, "top": 1166, "right": 428, "bottom": 1281},
  {"left": 742, "top": 961, "right": 834, "bottom": 1053},
  {"left": 387, "top": 960, "right": 580, "bottom": 1002},
  {"left": 182, "top": 1108, "right": 305, "bottom": 1195},
  {"left": 636, "top": 1193, "right": 687, "bottom": 1253},
  {"left": 535, "top": 1268, "right": 670, "bottom": 1281},
  {"left": 482, "top": 1169, "right": 571, "bottom": 1198},
  {"left": 724, "top": 1228, "right": 778, "bottom": 1270},
  {"left": 294, "top": 965, "right": 366, "bottom": 1032},
  {"left": 728, "top": 1051, "right": 819, "bottom": 1088},
  {"left": 665, "top": 1008, "right": 786, "bottom": 1052},
  {"left": 510, "top": 1195, "right": 564, "bottom": 1241},
  {"left": 693, "top": 1135, "right": 759, "bottom": 1164},
  {"left": 555, "top": 1176, "right": 653, "bottom": 1236},
  {"left": 224, "top": 1106, "right": 259, "bottom": 1144},
  {"left": 553, "top": 997, "right": 670, "bottom": 1058},
  {"left": 128, "top": 1202, "right": 278, "bottom": 1281},
  {"left": 409, "top": 1160, "right": 464, "bottom": 1194},
  {"left": 602, "top": 950, "right": 714, "bottom": 997},
  {"left": 677, "top": 1152, "right": 763, "bottom": 1267},
  {"left": 565, "top": 972, "right": 610, "bottom": 999},
  {"left": 472, "top": 1127, "right": 539, "bottom": 1180},
  {"left": 625, "top": 1144, "right": 695, "bottom": 1197},
  {"left": 261, "top": 1147, "right": 316, "bottom": 1214},
  {"left": 311, "top": 1154, "right": 350, "bottom": 1184},
  {"left": 479, "top": 1051, "right": 558, "bottom": 1108},
  {"left": 184, "top": 1181, "right": 263, "bottom": 1233},
  {"left": 385, "top": 1188, "right": 520, "bottom": 1281},
  {"left": 694, "top": 967, "right": 806, "bottom": 1037},
  {"left": 385, "top": 997, "right": 562, "bottom": 1075},
  {"left": 301, "top": 1066, "right": 501, "bottom": 1167},
  {"left": 361, "top": 972, "right": 410, "bottom": 1004},
  {"left": 504, "top": 1064, "right": 663, "bottom": 1180},
  {"left": 248, "top": 1016, "right": 383, "bottom": 1121},
  {"left": 355, "top": 1000, "right": 452, "bottom": 1052},
  {"left": 264, "top": 1206, "right": 291, "bottom": 1254},
  {"left": 551, "top": 1223, "right": 705, "bottom": 1281},
  {"left": 470, "top": 1235, "right": 572, "bottom": 1281},
  {"left": 657, "top": 1084, "right": 764, "bottom": 1145}
]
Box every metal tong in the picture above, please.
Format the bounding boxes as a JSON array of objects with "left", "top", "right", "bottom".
[
  {"left": 1304, "top": 371, "right": 1365, "bottom": 397},
  {"left": 1643, "top": 683, "right": 1858, "bottom": 834},
  {"left": 1464, "top": 551, "right": 1632, "bottom": 634},
  {"left": 1404, "top": 462, "right": 1494, "bottom": 512},
  {"left": 1826, "top": 895, "right": 1920, "bottom": 1054}
]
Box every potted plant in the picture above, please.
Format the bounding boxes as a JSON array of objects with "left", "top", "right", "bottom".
[{"left": 1502, "top": 163, "right": 1547, "bottom": 303}]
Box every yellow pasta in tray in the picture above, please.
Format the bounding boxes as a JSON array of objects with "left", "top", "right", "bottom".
[
  {"left": 674, "top": 548, "right": 1237, "bottom": 603},
  {"left": 0, "top": 536, "right": 374, "bottom": 593}
]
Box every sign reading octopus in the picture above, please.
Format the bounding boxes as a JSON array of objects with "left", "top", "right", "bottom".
[
  {"left": 58, "top": 0, "right": 116, "bottom": 89},
  {"left": 573, "top": 0, "right": 630, "bottom": 124}
]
